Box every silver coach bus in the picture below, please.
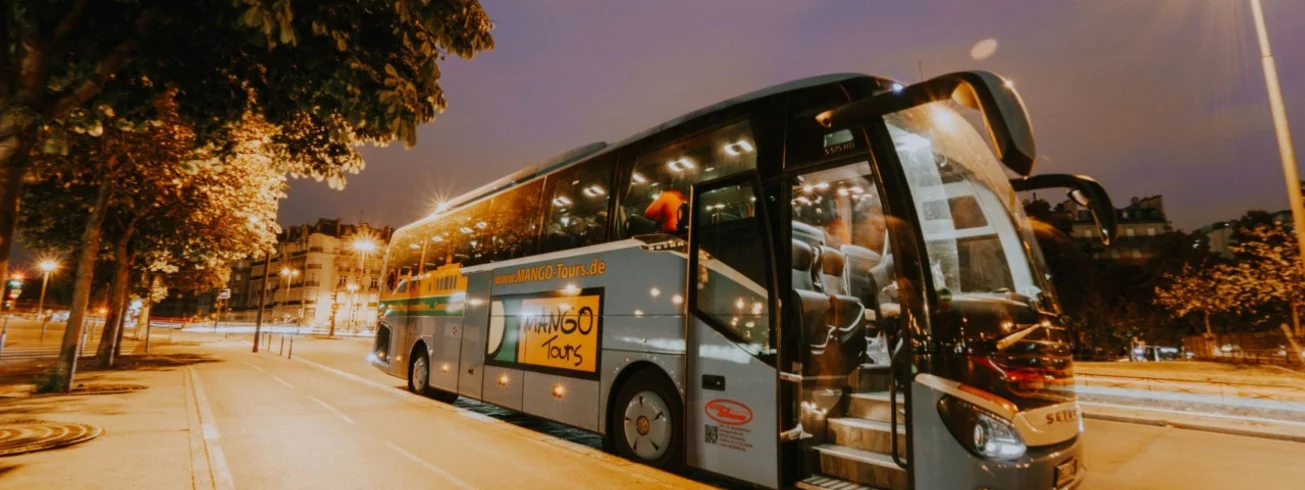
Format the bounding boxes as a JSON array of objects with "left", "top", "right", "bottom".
[{"left": 370, "top": 71, "right": 1117, "bottom": 490}]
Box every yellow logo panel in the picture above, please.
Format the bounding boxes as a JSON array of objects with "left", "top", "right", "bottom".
[{"left": 516, "top": 294, "right": 601, "bottom": 373}]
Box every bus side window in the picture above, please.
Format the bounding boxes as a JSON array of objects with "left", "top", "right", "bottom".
[
  {"left": 539, "top": 157, "right": 615, "bottom": 254},
  {"left": 488, "top": 178, "right": 546, "bottom": 260},
  {"left": 619, "top": 120, "right": 757, "bottom": 238}
]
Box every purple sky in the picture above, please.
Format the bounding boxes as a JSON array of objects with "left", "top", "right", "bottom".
[{"left": 280, "top": 0, "right": 1305, "bottom": 232}]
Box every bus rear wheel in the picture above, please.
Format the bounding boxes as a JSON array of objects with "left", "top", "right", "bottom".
[
  {"left": 611, "top": 368, "right": 682, "bottom": 469},
  {"left": 408, "top": 349, "right": 457, "bottom": 403}
]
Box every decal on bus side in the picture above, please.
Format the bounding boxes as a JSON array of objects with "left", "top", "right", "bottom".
[
  {"left": 705, "top": 399, "right": 753, "bottom": 425},
  {"left": 493, "top": 257, "right": 607, "bottom": 286},
  {"left": 486, "top": 288, "right": 604, "bottom": 376}
]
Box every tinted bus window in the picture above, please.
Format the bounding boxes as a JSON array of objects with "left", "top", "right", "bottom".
[
  {"left": 621, "top": 120, "right": 756, "bottom": 237},
  {"left": 540, "top": 157, "right": 615, "bottom": 253},
  {"left": 445, "top": 200, "right": 492, "bottom": 267},
  {"left": 487, "top": 179, "right": 545, "bottom": 260}
]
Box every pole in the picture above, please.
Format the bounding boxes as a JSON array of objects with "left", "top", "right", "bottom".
[
  {"left": 253, "top": 252, "right": 271, "bottom": 353},
  {"left": 1250, "top": 0, "right": 1305, "bottom": 270},
  {"left": 36, "top": 270, "right": 49, "bottom": 324}
]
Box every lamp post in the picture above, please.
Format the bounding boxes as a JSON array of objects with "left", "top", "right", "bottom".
[
  {"left": 1248, "top": 0, "right": 1305, "bottom": 269},
  {"left": 36, "top": 260, "right": 58, "bottom": 342},
  {"left": 346, "top": 283, "right": 360, "bottom": 332},
  {"left": 351, "top": 237, "right": 377, "bottom": 330},
  {"left": 0, "top": 273, "right": 22, "bottom": 357},
  {"left": 279, "top": 267, "right": 299, "bottom": 324}
]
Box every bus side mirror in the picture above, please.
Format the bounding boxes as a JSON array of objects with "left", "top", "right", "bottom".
[
  {"left": 1011, "top": 174, "right": 1118, "bottom": 246},
  {"left": 816, "top": 70, "right": 1037, "bottom": 177}
]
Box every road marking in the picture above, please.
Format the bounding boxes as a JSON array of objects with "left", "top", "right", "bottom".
[
  {"left": 1081, "top": 401, "right": 1305, "bottom": 427},
  {"left": 309, "top": 395, "right": 356, "bottom": 424},
  {"left": 385, "top": 441, "right": 477, "bottom": 490},
  {"left": 269, "top": 375, "right": 295, "bottom": 389},
  {"left": 187, "top": 366, "right": 236, "bottom": 490},
  {"left": 242, "top": 362, "right": 265, "bottom": 372}
]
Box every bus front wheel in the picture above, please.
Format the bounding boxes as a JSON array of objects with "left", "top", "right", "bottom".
[
  {"left": 408, "top": 349, "right": 457, "bottom": 403},
  {"left": 611, "top": 368, "right": 682, "bottom": 469}
]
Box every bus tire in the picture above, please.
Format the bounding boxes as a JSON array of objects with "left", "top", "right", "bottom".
[
  {"left": 408, "top": 348, "right": 459, "bottom": 403},
  {"left": 611, "top": 368, "right": 682, "bottom": 469}
]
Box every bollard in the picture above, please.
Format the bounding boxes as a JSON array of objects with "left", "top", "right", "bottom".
[
  {"left": 279, "top": 335, "right": 285, "bottom": 355},
  {"left": 288, "top": 334, "right": 294, "bottom": 359},
  {"left": 80, "top": 328, "right": 88, "bottom": 357},
  {"left": 40, "top": 319, "right": 48, "bottom": 343},
  {"left": 0, "top": 331, "right": 7, "bottom": 359}
]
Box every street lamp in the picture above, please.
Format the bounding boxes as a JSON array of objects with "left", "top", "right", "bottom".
[
  {"left": 1248, "top": 0, "right": 1305, "bottom": 273},
  {"left": 346, "top": 282, "right": 360, "bottom": 330},
  {"left": 351, "top": 237, "right": 378, "bottom": 329},
  {"left": 280, "top": 267, "right": 299, "bottom": 323},
  {"left": 36, "top": 259, "right": 59, "bottom": 342}
]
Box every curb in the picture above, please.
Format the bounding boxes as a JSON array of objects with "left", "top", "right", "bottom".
[{"left": 1085, "top": 412, "right": 1305, "bottom": 444}]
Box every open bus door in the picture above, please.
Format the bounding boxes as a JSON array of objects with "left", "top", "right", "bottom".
[{"left": 684, "top": 171, "right": 782, "bottom": 488}]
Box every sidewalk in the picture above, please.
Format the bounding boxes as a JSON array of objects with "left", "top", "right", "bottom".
[
  {"left": 1082, "top": 400, "right": 1305, "bottom": 443},
  {"left": 0, "top": 340, "right": 218, "bottom": 489}
]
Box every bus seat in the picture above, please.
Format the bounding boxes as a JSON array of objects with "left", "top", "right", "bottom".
[
  {"left": 791, "top": 289, "right": 833, "bottom": 355},
  {"left": 841, "top": 244, "right": 882, "bottom": 307},
  {"left": 791, "top": 240, "right": 816, "bottom": 290},
  {"left": 827, "top": 294, "right": 865, "bottom": 344},
  {"left": 792, "top": 221, "right": 824, "bottom": 248},
  {"left": 626, "top": 214, "right": 659, "bottom": 236},
  {"left": 818, "top": 246, "right": 847, "bottom": 295}
]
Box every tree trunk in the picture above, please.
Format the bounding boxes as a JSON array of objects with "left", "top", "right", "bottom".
[
  {"left": 0, "top": 104, "right": 39, "bottom": 285},
  {"left": 1203, "top": 310, "right": 1212, "bottom": 336},
  {"left": 96, "top": 224, "right": 135, "bottom": 366},
  {"left": 1292, "top": 302, "right": 1302, "bottom": 338},
  {"left": 51, "top": 177, "right": 113, "bottom": 391},
  {"left": 134, "top": 273, "right": 156, "bottom": 340}
]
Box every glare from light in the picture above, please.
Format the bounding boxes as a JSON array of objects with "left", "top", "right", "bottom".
[
  {"left": 497, "top": 373, "right": 510, "bottom": 386},
  {"left": 552, "top": 384, "right": 566, "bottom": 398},
  {"left": 553, "top": 196, "right": 573, "bottom": 207},
  {"left": 353, "top": 237, "right": 378, "bottom": 253},
  {"left": 667, "top": 158, "right": 696, "bottom": 172},
  {"left": 37, "top": 260, "right": 59, "bottom": 273},
  {"left": 649, "top": 287, "right": 661, "bottom": 298},
  {"left": 671, "top": 294, "right": 684, "bottom": 305},
  {"left": 891, "top": 83, "right": 905, "bottom": 93},
  {"left": 631, "top": 172, "right": 647, "bottom": 184},
  {"left": 723, "top": 140, "right": 754, "bottom": 156},
  {"left": 582, "top": 185, "right": 606, "bottom": 197}
]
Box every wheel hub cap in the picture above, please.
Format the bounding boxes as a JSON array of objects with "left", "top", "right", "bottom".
[{"left": 623, "top": 390, "right": 670, "bottom": 460}]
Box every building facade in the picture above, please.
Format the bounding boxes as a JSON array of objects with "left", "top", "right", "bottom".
[
  {"left": 1062, "top": 195, "right": 1173, "bottom": 263},
  {"left": 225, "top": 218, "right": 394, "bottom": 330}
]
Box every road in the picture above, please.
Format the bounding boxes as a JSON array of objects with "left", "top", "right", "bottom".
[{"left": 166, "top": 335, "right": 1305, "bottom": 489}]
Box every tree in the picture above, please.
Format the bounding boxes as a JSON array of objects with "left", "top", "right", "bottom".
[
  {"left": 0, "top": 0, "right": 495, "bottom": 286},
  {"left": 1227, "top": 221, "right": 1304, "bottom": 336},
  {"left": 22, "top": 98, "right": 284, "bottom": 386},
  {"left": 1154, "top": 263, "right": 1244, "bottom": 336}
]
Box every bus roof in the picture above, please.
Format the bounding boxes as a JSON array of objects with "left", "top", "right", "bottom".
[{"left": 400, "top": 72, "right": 873, "bottom": 234}]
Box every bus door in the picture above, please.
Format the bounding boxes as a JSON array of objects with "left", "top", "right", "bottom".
[{"left": 685, "top": 172, "right": 781, "bottom": 488}]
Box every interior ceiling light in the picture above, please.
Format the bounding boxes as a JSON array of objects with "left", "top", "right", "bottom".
[
  {"left": 723, "top": 140, "right": 754, "bottom": 156},
  {"left": 667, "top": 158, "right": 696, "bottom": 172}
]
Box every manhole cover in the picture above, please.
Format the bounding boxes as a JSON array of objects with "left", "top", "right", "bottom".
[{"left": 0, "top": 419, "right": 103, "bottom": 457}]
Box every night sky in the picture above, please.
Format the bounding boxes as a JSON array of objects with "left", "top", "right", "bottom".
[{"left": 276, "top": 1, "right": 1303, "bottom": 233}]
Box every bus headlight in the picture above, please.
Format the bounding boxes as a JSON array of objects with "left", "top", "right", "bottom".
[{"left": 937, "top": 395, "right": 1026, "bottom": 461}]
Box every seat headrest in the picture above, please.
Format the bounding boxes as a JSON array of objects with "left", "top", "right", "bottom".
[
  {"left": 792, "top": 221, "right": 825, "bottom": 246},
  {"left": 791, "top": 240, "right": 814, "bottom": 270},
  {"left": 840, "top": 244, "right": 881, "bottom": 262},
  {"left": 819, "top": 246, "right": 844, "bottom": 275}
]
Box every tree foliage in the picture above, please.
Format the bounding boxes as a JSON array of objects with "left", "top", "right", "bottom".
[{"left": 0, "top": 0, "right": 496, "bottom": 280}]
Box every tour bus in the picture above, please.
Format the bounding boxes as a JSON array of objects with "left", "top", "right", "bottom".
[{"left": 370, "top": 71, "right": 1117, "bottom": 489}]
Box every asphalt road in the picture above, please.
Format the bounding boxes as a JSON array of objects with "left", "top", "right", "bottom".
[{"left": 184, "top": 335, "right": 1305, "bottom": 489}]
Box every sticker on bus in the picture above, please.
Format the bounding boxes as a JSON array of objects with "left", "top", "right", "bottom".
[{"left": 486, "top": 288, "right": 604, "bottom": 375}]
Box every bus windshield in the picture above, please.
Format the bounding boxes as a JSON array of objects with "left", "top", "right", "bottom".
[
  {"left": 886, "top": 101, "right": 1072, "bottom": 409},
  {"left": 885, "top": 102, "right": 1056, "bottom": 313}
]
